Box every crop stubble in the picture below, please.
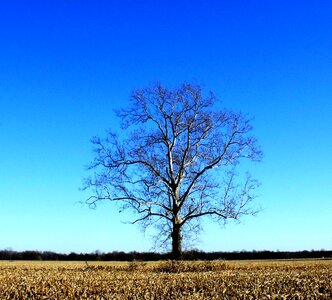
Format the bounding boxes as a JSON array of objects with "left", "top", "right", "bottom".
[{"left": 0, "top": 259, "right": 331, "bottom": 299}]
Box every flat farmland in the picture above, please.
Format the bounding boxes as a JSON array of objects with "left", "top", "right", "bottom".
[{"left": 0, "top": 259, "right": 331, "bottom": 299}]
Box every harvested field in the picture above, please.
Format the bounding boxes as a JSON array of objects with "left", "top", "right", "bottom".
[{"left": 0, "top": 259, "right": 331, "bottom": 299}]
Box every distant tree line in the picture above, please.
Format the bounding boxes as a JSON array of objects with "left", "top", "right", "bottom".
[{"left": 0, "top": 249, "right": 331, "bottom": 261}]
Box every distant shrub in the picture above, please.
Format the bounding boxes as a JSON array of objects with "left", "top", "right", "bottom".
[{"left": 153, "top": 260, "right": 227, "bottom": 273}]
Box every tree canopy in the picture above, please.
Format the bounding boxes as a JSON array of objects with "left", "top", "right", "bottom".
[{"left": 83, "top": 82, "right": 262, "bottom": 259}]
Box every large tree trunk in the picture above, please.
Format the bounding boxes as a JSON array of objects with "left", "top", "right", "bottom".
[{"left": 171, "top": 224, "right": 182, "bottom": 260}]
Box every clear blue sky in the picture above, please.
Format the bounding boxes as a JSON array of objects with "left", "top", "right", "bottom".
[{"left": 1, "top": 0, "right": 331, "bottom": 253}]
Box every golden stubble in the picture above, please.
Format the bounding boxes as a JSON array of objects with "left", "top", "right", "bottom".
[{"left": 0, "top": 259, "right": 331, "bottom": 299}]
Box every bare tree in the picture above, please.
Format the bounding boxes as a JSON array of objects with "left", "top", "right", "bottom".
[{"left": 83, "top": 82, "right": 262, "bottom": 259}]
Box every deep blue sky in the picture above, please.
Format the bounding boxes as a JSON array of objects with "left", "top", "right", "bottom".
[{"left": 1, "top": 0, "right": 331, "bottom": 253}]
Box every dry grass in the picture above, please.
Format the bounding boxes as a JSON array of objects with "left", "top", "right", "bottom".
[{"left": 0, "top": 259, "right": 331, "bottom": 299}]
